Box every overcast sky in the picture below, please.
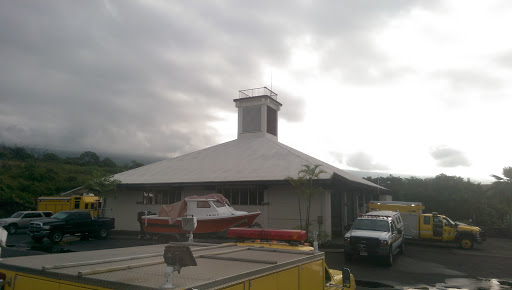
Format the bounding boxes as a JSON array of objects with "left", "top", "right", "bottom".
[{"left": 1, "top": 1, "right": 511, "bottom": 183}]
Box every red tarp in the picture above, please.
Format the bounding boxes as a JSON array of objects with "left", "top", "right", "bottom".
[{"left": 158, "top": 200, "right": 187, "bottom": 222}]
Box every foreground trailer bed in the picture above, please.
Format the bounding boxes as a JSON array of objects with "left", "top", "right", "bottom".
[{"left": 0, "top": 242, "right": 327, "bottom": 289}]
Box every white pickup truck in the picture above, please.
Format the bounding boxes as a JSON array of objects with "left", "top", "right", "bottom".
[{"left": 344, "top": 211, "right": 405, "bottom": 266}]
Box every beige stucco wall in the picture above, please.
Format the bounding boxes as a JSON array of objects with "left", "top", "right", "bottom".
[
  {"left": 265, "top": 184, "right": 332, "bottom": 237},
  {"left": 105, "top": 190, "right": 158, "bottom": 231}
]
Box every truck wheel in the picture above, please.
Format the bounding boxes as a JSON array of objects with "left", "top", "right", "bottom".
[
  {"left": 97, "top": 229, "right": 109, "bottom": 239},
  {"left": 385, "top": 247, "right": 393, "bottom": 266},
  {"left": 5, "top": 224, "right": 18, "bottom": 234},
  {"left": 49, "top": 231, "right": 63, "bottom": 243},
  {"left": 459, "top": 238, "right": 474, "bottom": 250},
  {"left": 31, "top": 236, "right": 44, "bottom": 243}
]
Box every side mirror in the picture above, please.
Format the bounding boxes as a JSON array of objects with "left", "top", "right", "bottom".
[
  {"left": 344, "top": 224, "right": 352, "bottom": 231},
  {"left": 397, "top": 228, "right": 403, "bottom": 235},
  {"left": 342, "top": 268, "right": 351, "bottom": 287}
]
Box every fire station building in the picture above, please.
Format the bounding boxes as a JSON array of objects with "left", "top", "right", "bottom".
[{"left": 111, "top": 87, "right": 385, "bottom": 239}]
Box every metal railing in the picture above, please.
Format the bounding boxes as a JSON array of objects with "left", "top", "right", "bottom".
[{"left": 238, "top": 87, "right": 278, "bottom": 101}]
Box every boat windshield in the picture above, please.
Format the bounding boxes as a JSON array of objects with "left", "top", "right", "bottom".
[
  {"left": 214, "top": 201, "right": 226, "bottom": 208},
  {"left": 352, "top": 219, "right": 390, "bottom": 232},
  {"left": 196, "top": 201, "right": 211, "bottom": 208}
]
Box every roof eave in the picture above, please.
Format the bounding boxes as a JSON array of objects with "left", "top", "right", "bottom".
[{"left": 331, "top": 173, "right": 388, "bottom": 191}]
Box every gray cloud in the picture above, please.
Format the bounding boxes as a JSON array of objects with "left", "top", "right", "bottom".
[
  {"left": 346, "top": 152, "right": 389, "bottom": 171},
  {"left": 0, "top": 1, "right": 429, "bottom": 157},
  {"left": 330, "top": 152, "right": 344, "bottom": 164},
  {"left": 430, "top": 146, "right": 471, "bottom": 167},
  {"left": 432, "top": 69, "right": 503, "bottom": 91}
]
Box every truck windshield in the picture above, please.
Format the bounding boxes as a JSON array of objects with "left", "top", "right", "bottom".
[
  {"left": 52, "top": 212, "right": 69, "bottom": 220},
  {"left": 444, "top": 217, "right": 455, "bottom": 226},
  {"left": 10, "top": 212, "right": 24, "bottom": 218},
  {"left": 352, "top": 219, "right": 390, "bottom": 232}
]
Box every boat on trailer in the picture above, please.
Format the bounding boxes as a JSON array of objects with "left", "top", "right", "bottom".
[{"left": 141, "top": 194, "right": 260, "bottom": 238}]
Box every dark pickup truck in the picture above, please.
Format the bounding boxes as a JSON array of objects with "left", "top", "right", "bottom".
[{"left": 28, "top": 210, "right": 115, "bottom": 243}]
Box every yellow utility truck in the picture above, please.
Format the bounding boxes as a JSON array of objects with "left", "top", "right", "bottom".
[
  {"left": 369, "top": 201, "right": 485, "bottom": 249},
  {"left": 37, "top": 194, "right": 103, "bottom": 218},
  {"left": 0, "top": 242, "right": 355, "bottom": 290}
]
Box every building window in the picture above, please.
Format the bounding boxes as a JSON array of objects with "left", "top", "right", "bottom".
[
  {"left": 266, "top": 106, "right": 277, "bottom": 136},
  {"left": 242, "top": 106, "right": 261, "bottom": 133},
  {"left": 217, "top": 186, "right": 264, "bottom": 206},
  {"left": 142, "top": 189, "right": 182, "bottom": 205}
]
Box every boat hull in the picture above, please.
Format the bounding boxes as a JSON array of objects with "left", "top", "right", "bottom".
[{"left": 142, "top": 212, "right": 260, "bottom": 234}]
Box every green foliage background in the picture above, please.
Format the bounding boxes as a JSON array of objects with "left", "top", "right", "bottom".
[
  {"left": 365, "top": 172, "right": 512, "bottom": 227},
  {"left": 0, "top": 146, "right": 143, "bottom": 217}
]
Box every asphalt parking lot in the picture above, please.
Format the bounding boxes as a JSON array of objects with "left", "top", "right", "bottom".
[
  {"left": 2, "top": 230, "right": 512, "bottom": 289},
  {"left": 325, "top": 238, "right": 512, "bottom": 289}
]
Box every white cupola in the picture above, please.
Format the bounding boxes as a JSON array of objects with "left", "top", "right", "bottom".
[{"left": 233, "top": 87, "right": 282, "bottom": 141}]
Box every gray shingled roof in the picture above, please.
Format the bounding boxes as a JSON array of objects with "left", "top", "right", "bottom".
[{"left": 114, "top": 134, "right": 383, "bottom": 190}]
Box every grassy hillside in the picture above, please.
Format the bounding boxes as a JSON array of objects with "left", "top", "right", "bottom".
[{"left": 0, "top": 146, "right": 143, "bottom": 217}]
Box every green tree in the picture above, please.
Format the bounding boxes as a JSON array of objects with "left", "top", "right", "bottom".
[
  {"left": 286, "top": 164, "right": 326, "bottom": 239},
  {"left": 79, "top": 151, "right": 101, "bottom": 166},
  {"left": 83, "top": 172, "right": 121, "bottom": 198},
  {"left": 39, "top": 152, "right": 61, "bottom": 162},
  {"left": 100, "top": 158, "right": 117, "bottom": 168},
  {"left": 124, "top": 160, "right": 144, "bottom": 170},
  {"left": 491, "top": 166, "right": 512, "bottom": 228},
  {"left": 285, "top": 175, "right": 307, "bottom": 230},
  {"left": 366, "top": 174, "right": 485, "bottom": 224},
  {"left": 0, "top": 147, "right": 8, "bottom": 160},
  {"left": 9, "top": 147, "right": 34, "bottom": 161},
  {"left": 83, "top": 172, "right": 121, "bottom": 217},
  {"left": 0, "top": 145, "right": 139, "bottom": 218},
  {"left": 364, "top": 175, "right": 405, "bottom": 200}
]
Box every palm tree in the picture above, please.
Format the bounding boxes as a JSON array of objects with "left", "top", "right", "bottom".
[
  {"left": 287, "top": 164, "right": 327, "bottom": 239},
  {"left": 285, "top": 175, "right": 307, "bottom": 230},
  {"left": 491, "top": 167, "right": 512, "bottom": 228}
]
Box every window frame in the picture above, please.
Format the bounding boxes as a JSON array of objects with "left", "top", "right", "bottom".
[
  {"left": 217, "top": 186, "right": 264, "bottom": 206},
  {"left": 141, "top": 189, "right": 182, "bottom": 205}
]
